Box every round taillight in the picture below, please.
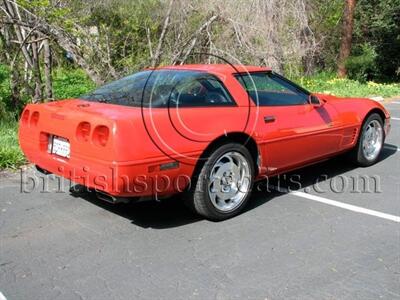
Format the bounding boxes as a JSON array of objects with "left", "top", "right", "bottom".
[
  {"left": 30, "top": 111, "right": 40, "bottom": 127},
  {"left": 92, "top": 125, "right": 109, "bottom": 147},
  {"left": 21, "top": 109, "right": 30, "bottom": 124},
  {"left": 76, "top": 122, "right": 91, "bottom": 142}
]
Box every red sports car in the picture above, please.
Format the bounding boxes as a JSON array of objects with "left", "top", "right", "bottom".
[{"left": 19, "top": 64, "right": 391, "bottom": 220}]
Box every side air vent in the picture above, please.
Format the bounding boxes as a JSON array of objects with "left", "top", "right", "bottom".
[
  {"left": 350, "top": 128, "right": 358, "bottom": 144},
  {"left": 341, "top": 127, "right": 358, "bottom": 146}
]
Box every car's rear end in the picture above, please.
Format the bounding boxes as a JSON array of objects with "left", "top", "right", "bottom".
[
  {"left": 18, "top": 99, "right": 192, "bottom": 200},
  {"left": 20, "top": 100, "right": 117, "bottom": 197}
]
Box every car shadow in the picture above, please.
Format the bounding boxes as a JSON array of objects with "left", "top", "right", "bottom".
[
  {"left": 76, "top": 191, "right": 203, "bottom": 229},
  {"left": 74, "top": 144, "right": 397, "bottom": 229}
]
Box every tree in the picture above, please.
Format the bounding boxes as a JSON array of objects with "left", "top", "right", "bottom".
[
  {"left": 351, "top": 0, "right": 400, "bottom": 81},
  {"left": 337, "top": 0, "right": 356, "bottom": 78}
]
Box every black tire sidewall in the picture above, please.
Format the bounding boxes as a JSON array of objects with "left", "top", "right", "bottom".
[
  {"left": 193, "top": 143, "right": 255, "bottom": 220},
  {"left": 356, "top": 113, "right": 385, "bottom": 166}
]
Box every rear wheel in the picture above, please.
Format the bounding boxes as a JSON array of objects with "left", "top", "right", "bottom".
[
  {"left": 185, "top": 143, "right": 254, "bottom": 221},
  {"left": 351, "top": 113, "right": 384, "bottom": 167}
]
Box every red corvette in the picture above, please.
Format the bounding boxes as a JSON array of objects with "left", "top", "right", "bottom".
[{"left": 19, "top": 64, "right": 391, "bottom": 220}]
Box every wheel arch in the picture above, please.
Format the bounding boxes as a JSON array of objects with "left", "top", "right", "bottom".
[
  {"left": 364, "top": 107, "right": 386, "bottom": 124},
  {"left": 192, "top": 132, "right": 260, "bottom": 179}
]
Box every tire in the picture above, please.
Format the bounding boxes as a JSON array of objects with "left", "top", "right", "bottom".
[
  {"left": 185, "top": 143, "right": 255, "bottom": 221},
  {"left": 351, "top": 113, "right": 385, "bottom": 167}
]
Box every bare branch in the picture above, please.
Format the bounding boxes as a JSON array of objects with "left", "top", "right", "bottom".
[{"left": 151, "top": 0, "right": 174, "bottom": 67}]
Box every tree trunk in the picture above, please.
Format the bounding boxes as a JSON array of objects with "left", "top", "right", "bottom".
[
  {"left": 3, "top": 0, "right": 34, "bottom": 68},
  {"left": 0, "top": 24, "right": 21, "bottom": 110},
  {"left": 10, "top": 66, "right": 21, "bottom": 110},
  {"left": 337, "top": 0, "right": 356, "bottom": 78},
  {"left": 43, "top": 39, "right": 53, "bottom": 100},
  {"left": 31, "top": 40, "right": 42, "bottom": 102}
]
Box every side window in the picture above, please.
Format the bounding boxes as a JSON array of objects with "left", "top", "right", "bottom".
[
  {"left": 235, "top": 72, "right": 309, "bottom": 106},
  {"left": 174, "top": 75, "right": 235, "bottom": 107}
]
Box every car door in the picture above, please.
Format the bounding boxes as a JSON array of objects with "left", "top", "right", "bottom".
[{"left": 236, "top": 72, "right": 343, "bottom": 171}]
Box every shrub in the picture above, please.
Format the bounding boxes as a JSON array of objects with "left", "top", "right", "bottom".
[
  {"left": 345, "top": 43, "right": 378, "bottom": 82},
  {"left": 0, "top": 120, "right": 25, "bottom": 169},
  {"left": 53, "top": 68, "right": 96, "bottom": 99}
]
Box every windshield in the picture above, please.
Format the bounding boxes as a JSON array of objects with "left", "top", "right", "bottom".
[{"left": 80, "top": 69, "right": 234, "bottom": 108}]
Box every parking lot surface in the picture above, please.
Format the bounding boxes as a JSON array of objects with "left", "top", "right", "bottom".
[{"left": 1, "top": 101, "right": 399, "bottom": 300}]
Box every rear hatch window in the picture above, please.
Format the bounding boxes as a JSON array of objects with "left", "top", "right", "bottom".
[{"left": 80, "top": 69, "right": 234, "bottom": 108}]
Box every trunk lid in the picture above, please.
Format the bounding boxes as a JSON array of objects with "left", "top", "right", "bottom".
[{"left": 19, "top": 99, "right": 137, "bottom": 162}]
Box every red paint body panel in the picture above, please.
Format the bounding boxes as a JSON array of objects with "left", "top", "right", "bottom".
[{"left": 18, "top": 65, "right": 390, "bottom": 197}]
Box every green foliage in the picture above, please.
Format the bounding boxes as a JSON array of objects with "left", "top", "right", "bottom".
[
  {"left": 17, "top": 0, "right": 74, "bottom": 28},
  {"left": 307, "top": 0, "right": 399, "bottom": 81},
  {"left": 83, "top": 0, "right": 160, "bottom": 74},
  {"left": 0, "top": 65, "right": 14, "bottom": 121},
  {"left": 293, "top": 72, "right": 400, "bottom": 97},
  {"left": 353, "top": 0, "right": 400, "bottom": 81},
  {"left": 0, "top": 65, "right": 95, "bottom": 119},
  {"left": 53, "top": 68, "right": 96, "bottom": 99},
  {"left": 0, "top": 120, "right": 25, "bottom": 169},
  {"left": 346, "top": 43, "right": 378, "bottom": 82},
  {"left": 309, "top": 0, "right": 344, "bottom": 70}
]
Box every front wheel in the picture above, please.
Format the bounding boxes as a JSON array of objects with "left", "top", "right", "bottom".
[
  {"left": 186, "top": 143, "right": 254, "bottom": 221},
  {"left": 352, "top": 113, "right": 385, "bottom": 167}
]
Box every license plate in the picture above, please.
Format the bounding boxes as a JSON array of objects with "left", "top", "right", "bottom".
[{"left": 49, "top": 136, "right": 70, "bottom": 158}]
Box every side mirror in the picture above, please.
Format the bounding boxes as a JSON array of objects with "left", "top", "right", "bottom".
[{"left": 309, "top": 95, "right": 324, "bottom": 107}]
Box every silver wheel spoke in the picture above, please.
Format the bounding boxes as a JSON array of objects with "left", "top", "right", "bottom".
[
  {"left": 362, "top": 120, "right": 383, "bottom": 161},
  {"left": 207, "top": 151, "right": 251, "bottom": 212}
]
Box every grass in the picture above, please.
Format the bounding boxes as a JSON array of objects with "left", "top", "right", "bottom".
[
  {"left": 292, "top": 72, "right": 400, "bottom": 98},
  {"left": 0, "top": 69, "right": 399, "bottom": 170},
  {"left": 0, "top": 120, "right": 26, "bottom": 169}
]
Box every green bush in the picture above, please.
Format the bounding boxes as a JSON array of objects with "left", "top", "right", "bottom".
[
  {"left": 53, "top": 68, "right": 96, "bottom": 99},
  {"left": 0, "top": 120, "right": 25, "bottom": 169},
  {"left": 345, "top": 43, "right": 378, "bottom": 82},
  {"left": 0, "top": 65, "right": 12, "bottom": 120}
]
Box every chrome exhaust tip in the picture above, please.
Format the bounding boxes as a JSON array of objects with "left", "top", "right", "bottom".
[
  {"left": 35, "top": 165, "right": 52, "bottom": 175},
  {"left": 96, "top": 191, "right": 131, "bottom": 204}
]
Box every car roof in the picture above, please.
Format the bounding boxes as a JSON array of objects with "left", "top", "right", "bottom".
[{"left": 157, "top": 64, "right": 271, "bottom": 75}]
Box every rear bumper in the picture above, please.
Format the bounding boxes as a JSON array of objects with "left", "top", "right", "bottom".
[{"left": 20, "top": 137, "right": 193, "bottom": 197}]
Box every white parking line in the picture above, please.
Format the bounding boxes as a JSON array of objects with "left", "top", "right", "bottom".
[
  {"left": 270, "top": 186, "right": 400, "bottom": 223},
  {"left": 0, "top": 291, "right": 7, "bottom": 300},
  {"left": 391, "top": 117, "right": 400, "bottom": 121},
  {"left": 389, "top": 101, "right": 400, "bottom": 104}
]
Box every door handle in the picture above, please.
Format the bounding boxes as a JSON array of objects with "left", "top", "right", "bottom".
[{"left": 264, "top": 115, "right": 276, "bottom": 123}]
